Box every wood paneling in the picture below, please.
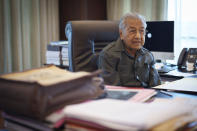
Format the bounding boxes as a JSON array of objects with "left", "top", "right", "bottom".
[{"left": 59, "top": 0, "right": 107, "bottom": 40}]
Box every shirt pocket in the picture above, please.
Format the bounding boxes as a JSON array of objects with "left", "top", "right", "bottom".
[{"left": 118, "top": 65, "right": 132, "bottom": 84}]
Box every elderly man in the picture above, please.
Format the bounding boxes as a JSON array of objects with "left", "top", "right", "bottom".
[{"left": 98, "top": 12, "right": 161, "bottom": 87}]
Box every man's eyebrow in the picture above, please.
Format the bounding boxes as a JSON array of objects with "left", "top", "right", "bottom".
[
  {"left": 127, "top": 27, "right": 145, "bottom": 30},
  {"left": 127, "top": 27, "right": 136, "bottom": 29}
]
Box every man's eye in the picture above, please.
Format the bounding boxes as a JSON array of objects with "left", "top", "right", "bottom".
[
  {"left": 140, "top": 30, "right": 145, "bottom": 34},
  {"left": 127, "top": 29, "right": 145, "bottom": 34},
  {"left": 129, "top": 30, "right": 136, "bottom": 33}
]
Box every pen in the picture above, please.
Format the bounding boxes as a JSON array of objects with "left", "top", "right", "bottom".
[{"left": 159, "top": 90, "right": 173, "bottom": 97}]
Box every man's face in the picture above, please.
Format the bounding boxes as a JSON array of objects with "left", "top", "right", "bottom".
[{"left": 120, "top": 18, "right": 146, "bottom": 50}]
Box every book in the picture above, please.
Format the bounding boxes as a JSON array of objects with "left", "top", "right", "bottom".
[
  {"left": 50, "top": 41, "right": 68, "bottom": 46},
  {"left": 0, "top": 65, "right": 104, "bottom": 120},
  {"left": 4, "top": 120, "right": 35, "bottom": 131},
  {"left": 47, "top": 44, "right": 62, "bottom": 51},
  {"left": 3, "top": 112, "right": 56, "bottom": 131},
  {"left": 63, "top": 98, "right": 197, "bottom": 131},
  {"left": 61, "top": 46, "right": 69, "bottom": 66},
  {"left": 46, "top": 45, "right": 61, "bottom": 66}
]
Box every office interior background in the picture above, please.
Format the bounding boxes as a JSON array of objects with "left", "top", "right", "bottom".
[{"left": 0, "top": 0, "right": 197, "bottom": 74}]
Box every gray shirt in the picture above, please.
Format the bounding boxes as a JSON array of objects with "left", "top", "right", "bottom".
[{"left": 98, "top": 38, "right": 161, "bottom": 88}]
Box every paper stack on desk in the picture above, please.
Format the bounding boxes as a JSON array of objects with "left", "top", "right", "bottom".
[{"left": 63, "top": 98, "right": 197, "bottom": 131}]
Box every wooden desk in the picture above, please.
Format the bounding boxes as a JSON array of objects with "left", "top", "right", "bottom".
[{"left": 1, "top": 72, "right": 197, "bottom": 131}]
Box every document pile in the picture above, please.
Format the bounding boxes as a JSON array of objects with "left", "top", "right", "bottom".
[
  {"left": 46, "top": 41, "right": 69, "bottom": 67},
  {"left": 64, "top": 98, "right": 197, "bottom": 131}
]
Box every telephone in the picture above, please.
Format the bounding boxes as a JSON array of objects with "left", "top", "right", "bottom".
[{"left": 177, "top": 48, "right": 197, "bottom": 71}]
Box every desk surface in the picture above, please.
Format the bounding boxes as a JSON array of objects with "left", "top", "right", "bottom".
[
  {"left": 157, "top": 69, "right": 197, "bottom": 99},
  {"left": 1, "top": 69, "right": 197, "bottom": 131},
  {"left": 156, "top": 90, "right": 197, "bottom": 99}
]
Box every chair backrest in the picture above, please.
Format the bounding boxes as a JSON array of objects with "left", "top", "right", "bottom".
[{"left": 65, "top": 21, "right": 119, "bottom": 72}]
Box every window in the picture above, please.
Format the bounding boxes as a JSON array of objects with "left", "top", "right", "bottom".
[{"left": 168, "top": 0, "right": 197, "bottom": 60}]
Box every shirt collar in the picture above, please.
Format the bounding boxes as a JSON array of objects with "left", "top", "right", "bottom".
[
  {"left": 113, "top": 38, "right": 146, "bottom": 55},
  {"left": 112, "top": 38, "right": 125, "bottom": 52}
]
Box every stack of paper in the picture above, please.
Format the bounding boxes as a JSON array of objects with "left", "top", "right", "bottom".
[
  {"left": 46, "top": 41, "right": 69, "bottom": 67},
  {"left": 63, "top": 98, "right": 197, "bottom": 131}
]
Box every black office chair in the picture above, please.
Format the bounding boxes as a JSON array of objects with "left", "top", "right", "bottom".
[{"left": 65, "top": 21, "right": 119, "bottom": 72}]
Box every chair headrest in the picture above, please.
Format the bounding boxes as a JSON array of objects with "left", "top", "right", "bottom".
[{"left": 65, "top": 21, "right": 119, "bottom": 72}]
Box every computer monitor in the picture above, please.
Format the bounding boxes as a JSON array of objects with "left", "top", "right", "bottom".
[{"left": 144, "top": 21, "right": 174, "bottom": 62}]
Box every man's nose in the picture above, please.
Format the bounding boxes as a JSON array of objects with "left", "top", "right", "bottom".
[{"left": 135, "top": 30, "right": 142, "bottom": 38}]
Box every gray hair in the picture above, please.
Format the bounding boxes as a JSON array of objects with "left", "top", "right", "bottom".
[{"left": 119, "top": 12, "right": 147, "bottom": 30}]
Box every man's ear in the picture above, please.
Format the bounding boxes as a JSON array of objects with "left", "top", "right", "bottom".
[{"left": 119, "top": 29, "right": 123, "bottom": 40}]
